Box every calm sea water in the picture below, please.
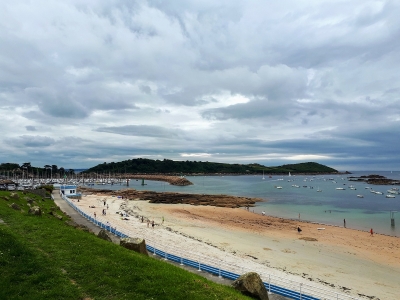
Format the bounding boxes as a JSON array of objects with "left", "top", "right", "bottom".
[{"left": 90, "top": 171, "right": 400, "bottom": 237}]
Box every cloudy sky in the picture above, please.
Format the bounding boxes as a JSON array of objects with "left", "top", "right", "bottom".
[{"left": 1, "top": 0, "right": 399, "bottom": 171}]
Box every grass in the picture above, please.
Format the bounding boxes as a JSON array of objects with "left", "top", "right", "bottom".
[{"left": 0, "top": 191, "right": 249, "bottom": 300}]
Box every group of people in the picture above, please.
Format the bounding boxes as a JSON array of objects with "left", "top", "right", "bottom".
[{"left": 140, "top": 215, "right": 165, "bottom": 229}]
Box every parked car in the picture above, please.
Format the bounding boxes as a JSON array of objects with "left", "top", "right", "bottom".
[{"left": 7, "top": 184, "right": 16, "bottom": 191}]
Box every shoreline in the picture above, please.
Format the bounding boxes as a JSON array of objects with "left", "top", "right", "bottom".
[{"left": 73, "top": 191, "right": 400, "bottom": 300}]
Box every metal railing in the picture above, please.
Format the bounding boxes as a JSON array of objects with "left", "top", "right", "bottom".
[{"left": 60, "top": 193, "right": 359, "bottom": 300}]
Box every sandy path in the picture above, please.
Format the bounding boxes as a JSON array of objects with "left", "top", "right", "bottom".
[{"left": 73, "top": 194, "right": 400, "bottom": 300}]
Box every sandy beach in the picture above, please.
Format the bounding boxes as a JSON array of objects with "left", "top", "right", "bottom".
[{"left": 72, "top": 193, "right": 400, "bottom": 300}]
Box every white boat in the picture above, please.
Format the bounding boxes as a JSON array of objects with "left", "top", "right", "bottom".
[
  {"left": 275, "top": 186, "right": 283, "bottom": 189},
  {"left": 357, "top": 195, "right": 364, "bottom": 198},
  {"left": 262, "top": 171, "right": 265, "bottom": 180},
  {"left": 349, "top": 185, "right": 356, "bottom": 190},
  {"left": 386, "top": 194, "right": 395, "bottom": 198},
  {"left": 288, "top": 172, "right": 291, "bottom": 177},
  {"left": 336, "top": 187, "right": 345, "bottom": 190},
  {"left": 387, "top": 189, "right": 399, "bottom": 195},
  {"left": 374, "top": 191, "right": 383, "bottom": 195},
  {"left": 317, "top": 187, "right": 322, "bottom": 192}
]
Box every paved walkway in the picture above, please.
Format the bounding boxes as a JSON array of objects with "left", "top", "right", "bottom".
[
  {"left": 52, "top": 190, "right": 286, "bottom": 299},
  {"left": 52, "top": 190, "right": 121, "bottom": 243}
]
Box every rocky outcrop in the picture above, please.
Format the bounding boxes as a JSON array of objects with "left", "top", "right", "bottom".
[
  {"left": 10, "top": 203, "right": 21, "bottom": 211},
  {"left": 97, "top": 229, "right": 112, "bottom": 242},
  {"left": 10, "top": 193, "right": 19, "bottom": 199},
  {"left": 232, "top": 272, "right": 269, "bottom": 300},
  {"left": 120, "top": 238, "right": 148, "bottom": 256},
  {"left": 348, "top": 174, "right": 400, "bottom": 185},
  {"left": 126, "top": 175, "right": 193, "bottom": 186},
  {"left": 79, "top": 187, "right": 262, "bottom": 208},
  {"left": 65, "top": 220, "right": 93, "bottom": 233},
  {"left": 28, "top": 206, "right": 42, "bottom": 216},
  {"left": 49, "top": 211, "right": 63, "bottom": 220}
]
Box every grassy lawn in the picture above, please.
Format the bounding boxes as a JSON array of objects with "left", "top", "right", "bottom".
[{"left": 0, "top": 190, "right": 249, "bottom": 300}]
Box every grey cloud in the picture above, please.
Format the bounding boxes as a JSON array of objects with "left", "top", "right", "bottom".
[
  {"left": 6, "top": 135, "right": 56, "bottom": 148},
  {"left": 26, "top": 126, "right": 36, "bottom": 131},
  {"left": 1, "top": 1, "right": 400, "bottom": 171},
  {"left": 95, "top": 125, "right": 185, "bottom": 138}
]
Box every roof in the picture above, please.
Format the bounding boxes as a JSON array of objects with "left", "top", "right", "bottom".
[
  {"left": 0, "top": 179, "right": 17, "bottom": 185},
  {"left": 60, "top": 185, "right": 77, "bottom": 189}
]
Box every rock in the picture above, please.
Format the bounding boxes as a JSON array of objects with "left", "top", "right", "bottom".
[
  {"left": 10, "top": 193, "right": 19, "bottom": 199},
  {"left": 28, "top": 206, "right": 42, "bottom": 216},
  {"left": 65, "top": 220, "right": 79, "bottom": 228},
  {"left": 232, "top": 272, "right": 269, "bottom": 300},
  {"left": 10, "top": 203, "right": 21, "bottom": 211},
  {"left": 97, "top": 229, "right": 112, "bottom": 242},
  {"left": 49, "top": 211, "right": 63, "bottom": 220},
  {"left": 65, "top": 220, "right": 93, "bottom": 233},
  {"left": 120, "top": 238, "right": 148, "bottom": 256}
]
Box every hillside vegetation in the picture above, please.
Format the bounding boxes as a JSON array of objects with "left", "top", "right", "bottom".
[
  {"left": 0, "top": 191, "right": 249, "bottom": 300},
  {"left": 83, "top": 159, "right": 338, "bottom": 175}
]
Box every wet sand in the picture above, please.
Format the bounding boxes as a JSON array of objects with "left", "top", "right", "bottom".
[{"left": 74, "top": 194, "right": 400, "bottom": 300}]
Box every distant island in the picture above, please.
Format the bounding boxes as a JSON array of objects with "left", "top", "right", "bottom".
[
  {"left": 81, "top": 159, "right": 339, "bottom": 175},
  {"left": 348, "top": 174, "right": 400, "bottom": 185},
  {"left": 0, "top": 160, "right": 340, "bottom": 180}
]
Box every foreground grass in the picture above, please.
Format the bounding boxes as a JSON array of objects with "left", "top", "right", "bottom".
[{"left": 0, "top": 191, "right": 249, "bottom": 300}]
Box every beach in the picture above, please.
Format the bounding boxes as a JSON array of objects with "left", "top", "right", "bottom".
[{"left": 73, "top": 193, "right": 400, "bottom": 300}]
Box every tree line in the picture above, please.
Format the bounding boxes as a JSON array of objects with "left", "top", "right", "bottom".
[
  {"left": 82, "top": 158, "right": 338, "bottom": 175},
  {"left": 0, "top": 162, "right": 75, "bottom": 179}
]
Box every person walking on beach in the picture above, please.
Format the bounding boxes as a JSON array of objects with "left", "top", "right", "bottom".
[
  {"left": 94, "top": 212, "right": 96, "bottom": 218},
  {"left": 344, "top": 219, "right": 346, "bottom": 228},
  {"left": 297, "top": 226, "right": 302, "bottom": 234},
  {"left": 370, "top": 228, "right": 373, "bottom": 236},
  {"left": 141, "top": 216, "right": 144, "bottom": 223},
  {"left": 151, "top": 220, "right": 155, "bottom": 229}
]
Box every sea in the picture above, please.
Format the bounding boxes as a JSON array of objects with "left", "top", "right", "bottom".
[{"left": 89, "top": 171, "right": 400, "bottom": 237}]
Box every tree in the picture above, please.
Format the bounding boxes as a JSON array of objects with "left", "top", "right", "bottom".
[{"left": 44, "top": 165, "right": 52, "bottom": 179}]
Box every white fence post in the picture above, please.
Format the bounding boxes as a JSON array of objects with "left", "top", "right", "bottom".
[
  {"left": 268, "top": 275, "right": 271, "bottom": 293},
  {"left": 300, "top": 283, "right": 303, "bottom": 300}
]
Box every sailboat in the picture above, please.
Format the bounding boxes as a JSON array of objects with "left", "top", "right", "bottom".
[
  {"left": 288, "top": 172, "right": 291, "bottom": 177},
  {"left": 317, "top": 187, "right": 322, "bottom": 192},
  {"left": 262, "top": 171, "right": 265, "bottom": 180}
]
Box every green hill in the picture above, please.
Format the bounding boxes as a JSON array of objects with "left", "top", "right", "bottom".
[
  {"left": 0, "top": 190, "right": 249, "bottom": 300},
  {"left": 83, "top": 159, "right": 338, "bottom": 175}
]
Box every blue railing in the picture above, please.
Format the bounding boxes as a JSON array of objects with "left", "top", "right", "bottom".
[{"left": 59, "top": 193, "right": 357, "bottom": 300}]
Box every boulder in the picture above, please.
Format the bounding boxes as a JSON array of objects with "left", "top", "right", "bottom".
[
  {"left": 10, "top": 203, "right": 21, "bottom": 211},
  {"left": 232, "top": 272, "right": 269, "bottom": 300},
  {"left": 10, "top": 193, "right": 19, "bottom": 199},
  {"left": 28, "top": 206, "right": 42, "bottom": 216},
  {"left": 97, "top": 229, "right": 112, "bottom": 242},
  {"left": 120, "top": 238, "right": 148, "bottom": 256},
  {"left": 49, "top": 211, "right": 63, "bottom": 220}
]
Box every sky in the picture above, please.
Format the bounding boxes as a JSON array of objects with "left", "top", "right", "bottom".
[{"left": 1, "top": 0, "right": 399, "bottom": 171}]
